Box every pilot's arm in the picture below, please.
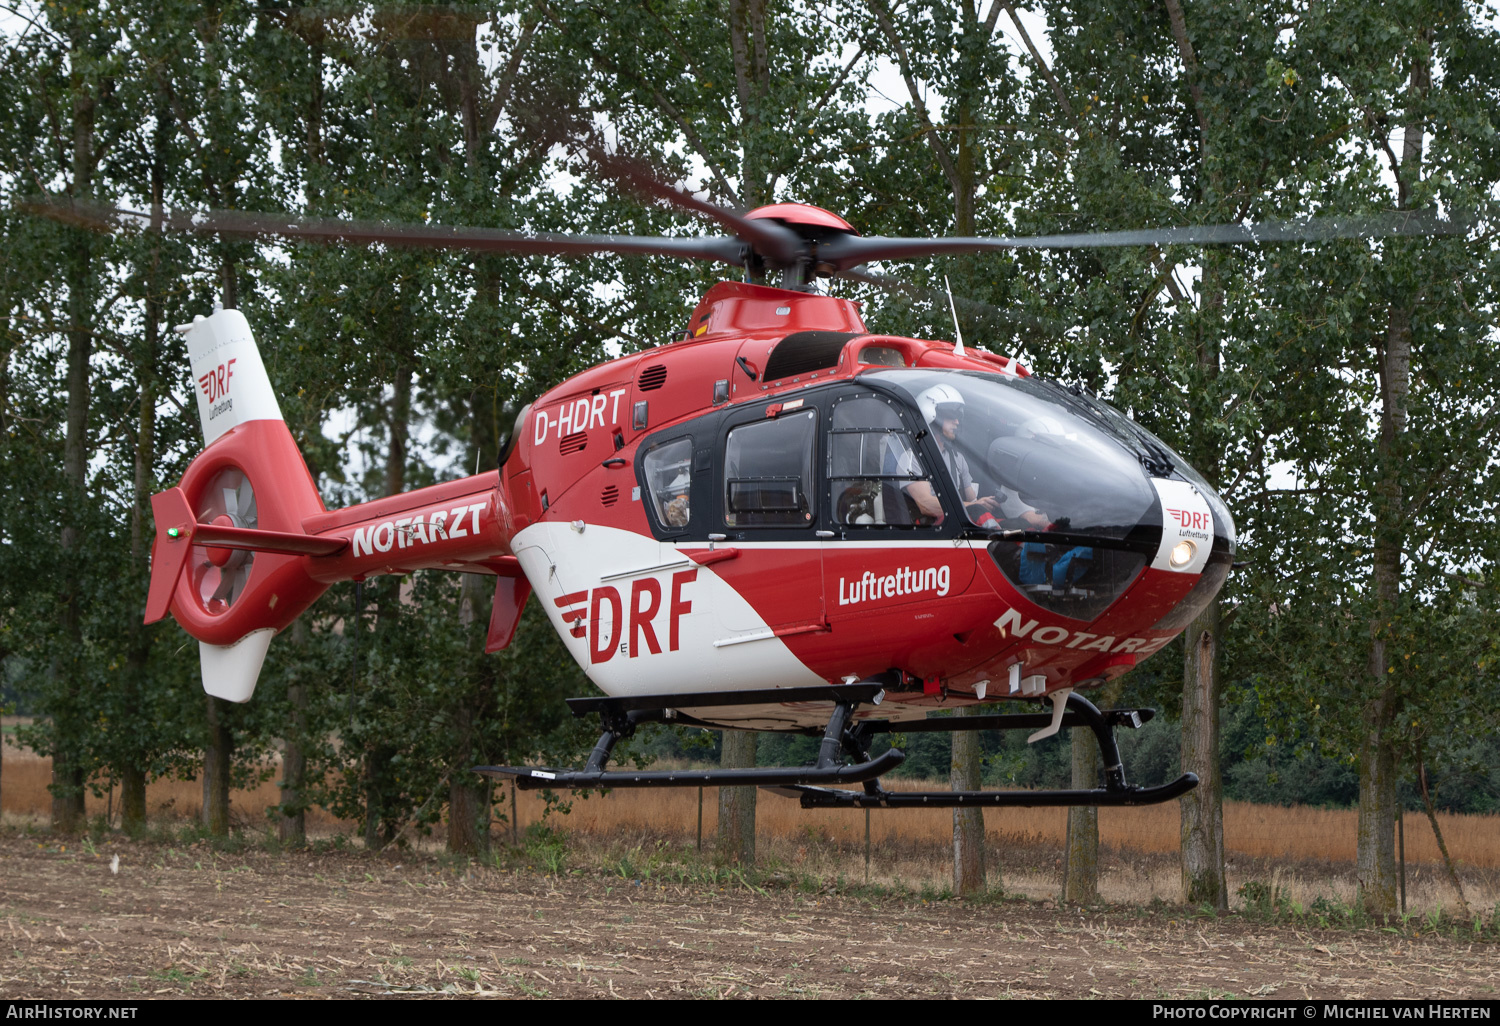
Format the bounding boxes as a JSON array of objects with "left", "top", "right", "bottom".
[
  {"left": 953, "top": 453, "right": 1000, "bottom": 518},
  {"left": 896, "top": 447, "right": 946, "bottom": 521},
  {"left": 903, "top": 479, "right": 946, "bottom": 520}
]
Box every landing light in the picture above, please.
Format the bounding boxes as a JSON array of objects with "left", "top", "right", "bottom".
[{"left": 1169, "top": 540, "right": 1196, "bottom": 568}]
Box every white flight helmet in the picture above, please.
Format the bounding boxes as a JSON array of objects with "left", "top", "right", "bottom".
[{"left": 916, "top": 383, "right": 966, "bottom": 426}]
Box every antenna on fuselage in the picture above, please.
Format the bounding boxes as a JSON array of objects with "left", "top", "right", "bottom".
[{"left": 944, "top": 274, "right": 965, "bottom": 357}]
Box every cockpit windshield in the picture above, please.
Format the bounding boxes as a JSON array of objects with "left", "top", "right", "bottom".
[
  {"left": 866, "top": 371, "right": 1159, "bottom": 535},
  {"left": 865, "top": 370, "right": 1164, "bottom": 621}
]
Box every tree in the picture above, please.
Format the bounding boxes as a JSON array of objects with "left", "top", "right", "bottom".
[
  {"left": 1228, "top": 0, "right": 1500, "bottom": 916},
  {"left": 0, "top": 3, "right": 128, "bottom": 835}
]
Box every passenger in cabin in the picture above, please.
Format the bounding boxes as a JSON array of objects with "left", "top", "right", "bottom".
[
  {"left": 986, "top": 417, "right": 1092, "bottom": 589},
  {"left": 985, "top": 432, "right": 1050, "bottom": 531},
  {"left": 663, "top": 489, "right": 690, "bottom": 527}
]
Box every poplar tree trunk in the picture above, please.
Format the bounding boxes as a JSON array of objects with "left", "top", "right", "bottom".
[
  {"left": 1161, "top": 0, "right": 1231, "bottom": 912},
  {"left": 718, "top": 732, "right": 757, "bottom": 864},
  {"left": 52, "top": 77, "right": 99, "bottom": 837},
  {"left": 1064, "top": 681, "right": 1126, "bottom": 902},
  {"left": 1357, "top": 33, "right": 1427, "bottom": 918},
  {"left": 728, "top": 0, "right": 771, "bottom": 209},
  {"left": 951, "top": 707, "right": 987, "bottom": 895},
  {"left": 1355, "top": 692, "right": 1398, "bottom": 914},
  {"left": 1063, "top": 733, "right": 1100, "bottom": 903},
  {"left": 1181, "top": 599, "right": 1227, "bottom": 908},
  {"left": 363, "top": 368, "right": 415, "bottom": 852},
  {"left": 449, "top": 570, "right": 495, "bottom": 856},
  {"left": 277, "top": 617, "right": 308, "bottom": 846},
  {"left": 120, "top": 767, "right": 146, "bottom": 835},
  {"left": 121, "top": 120, "right": 166, "bottom": 839},
  {"left": 199, "top": 270, "right": 240, "bottom": 839},
  {"left": 120, "top": 332, "right": 155, "bottom": 834},
  {"left": 944, "top": 69, "right": 988, "bottom": 894},
  {"left": 202, "top": 695, "right": 232, "bottom": 835}
]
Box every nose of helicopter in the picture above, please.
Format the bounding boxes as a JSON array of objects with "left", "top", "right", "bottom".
[{"left": 868, "top": 368, "right": 1236, "bottom": 627}]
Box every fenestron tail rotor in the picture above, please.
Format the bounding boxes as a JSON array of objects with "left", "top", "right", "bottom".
[{"left": 191, "top": 468, "right": 258, "bottom": 614}]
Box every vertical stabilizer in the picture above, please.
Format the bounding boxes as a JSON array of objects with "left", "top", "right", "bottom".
[
  {"left": 179, "top": 307, "right": 283, "bottom": 445},
  {"left": 199, "top": 628, "right": 276, "bottom": 703},
  {"left": 163, "top": 307, "right": 302, "bottom": 702}
]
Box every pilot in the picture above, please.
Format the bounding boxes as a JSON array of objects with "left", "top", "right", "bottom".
[{"left": 899, "top": 384, "right": 1003, "bottom": 526}]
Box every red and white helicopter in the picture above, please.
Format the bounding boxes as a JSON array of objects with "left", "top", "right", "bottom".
[{"left": 63, "top": 186, "right": 1447, "bottom": 810}]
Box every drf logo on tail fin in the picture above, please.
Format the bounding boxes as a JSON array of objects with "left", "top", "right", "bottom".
[
  {"left": 198, "top": 359, "right": 237, "bottom": 402},
  {"left": 553, "top": 570, "right": 697, "bottom": 663}
]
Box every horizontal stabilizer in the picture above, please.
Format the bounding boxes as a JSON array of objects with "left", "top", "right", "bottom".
[{"left": 192, "top": 521, "right": 347, "bottom": 557}]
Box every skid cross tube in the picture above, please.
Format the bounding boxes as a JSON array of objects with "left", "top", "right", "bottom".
[
  {"left": 475, "top": 686, "right": 905, "bottom": 790},
  {"left": 862, "top": 707, "right": 1156, "bottom": 734}
]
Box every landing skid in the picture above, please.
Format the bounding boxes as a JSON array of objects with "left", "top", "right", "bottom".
[
  {"left": 766, "top": 692, "right": 1197, "bottom": 809},
  {"left": 473, "top": 686, "right": 1196, "bottom": 809},
  {"left": 764, "top": 776, "right": 1198, "bottom": 809},
  {"left": 475, "top": 683, "right": 904, "bottom": 791}
]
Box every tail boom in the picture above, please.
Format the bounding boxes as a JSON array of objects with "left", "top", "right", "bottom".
[
  {"left": 299, "top": 471, "right": 510, "bottom": 583},
  {"left": 149, "top": 465, "right": 515, "bottom": 643},
  {"left": 147, "top": 305, "right": 521, "bottom": 701}
]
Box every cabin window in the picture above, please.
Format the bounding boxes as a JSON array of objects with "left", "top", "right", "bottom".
[
  {"left": 829, "top": 394, "right": 930, "bottom": 526},
  {"left": 857, "top": 344, "right": 906, "bottom": 367},
  {"left": 642, "top": 437, "right": 693, "bottom": 529},
  {"left": 723, "top": 409, "right": 817, "bottom": 527}
]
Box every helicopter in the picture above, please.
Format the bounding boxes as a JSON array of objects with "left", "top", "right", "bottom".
[{"left": 48, "top": 181, "right": 1455, "bottom": 811}]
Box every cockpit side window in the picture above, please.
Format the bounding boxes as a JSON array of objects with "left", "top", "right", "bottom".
[
  {"left": 828, "top": 394, "right": 934, "bottom": 526},
  {"left": 642, "top": 437, "right": 693, "bottom": 531},
  {"left": 723, "top": 409, "right": 817, "bottom": 527}
]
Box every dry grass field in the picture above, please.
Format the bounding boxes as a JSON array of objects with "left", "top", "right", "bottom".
[
  {"left": 5, "top": 831, "right": 1497, "bottom": 1000},
  {"left": 4, "top": 727, "right": 1498, "bottom": 913}
]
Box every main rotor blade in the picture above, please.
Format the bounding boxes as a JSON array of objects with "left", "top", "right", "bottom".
[
  {"left": 22, "top": 200, "right": 749, "bottom": 266},
  {"left": 589, "top": 150, "right": 805, "bottom": 267},
  {"left": 820, "top": 209, "right": 1473, "bottom": 271}
]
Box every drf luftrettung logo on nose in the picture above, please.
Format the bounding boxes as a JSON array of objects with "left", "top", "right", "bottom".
[{"left": 1165, "top": 508, "right": 1211, "bottom": 532}]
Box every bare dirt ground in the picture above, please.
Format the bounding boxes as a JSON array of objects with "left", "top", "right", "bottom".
[{"left": 1, "top": 831, "right": 1495, "bottom": 1000}]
